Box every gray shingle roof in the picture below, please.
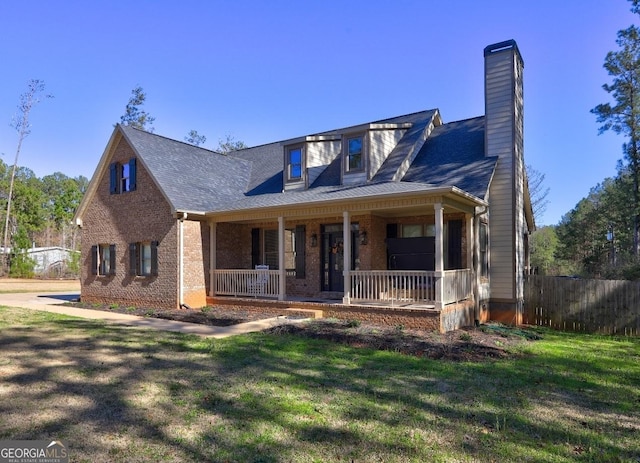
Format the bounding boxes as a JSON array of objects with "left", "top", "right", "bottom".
[
  {"left": 120, "top": 125, "right": 252, "bottom": 212},
  {"left": 117, "top": 111, "right": 494, "bottom": 215},
  {"left": 403, "top": 116, "right": 495, "bottom": 200}
]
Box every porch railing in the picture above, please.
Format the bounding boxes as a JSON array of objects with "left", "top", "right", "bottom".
[
  {"left": 442, "top": 269, "right": 472, "bottom": 304},
  {"left": 350, "top": 269, "right": 472, "bottom": 306},
  {"left": 214, "top": 269, "right": 280, "bottom": 298},
  {"left": 213, "top": 268, "right": 472, "bottom": 308}
]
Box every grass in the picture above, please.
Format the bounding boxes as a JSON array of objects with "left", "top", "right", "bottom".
[{"left": 0, "top": 306, "right": 638, "bottom": 462}]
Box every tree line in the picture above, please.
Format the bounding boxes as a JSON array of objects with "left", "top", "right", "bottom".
[
  {"left": 0, "top": 159, "right": 87, "bottom": 277},
  {"left": 531, "top": 0, "right": 640, "bottom": 280}
]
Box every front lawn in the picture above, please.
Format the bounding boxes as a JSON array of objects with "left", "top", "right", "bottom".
[{"left": 0, "top": 306, "right": 638, "bottom": 462}]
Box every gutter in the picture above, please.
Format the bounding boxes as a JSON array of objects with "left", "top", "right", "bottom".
[{"left": 178, "top": 212, "right": 187, "bottom": 308}]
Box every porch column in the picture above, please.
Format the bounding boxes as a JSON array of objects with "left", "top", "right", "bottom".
[
  {"left": 342, "top": 210, "right": 351, "bottom": 305},
  {"left": 434, "top": 203, "right": 444, "bottom": 310},
  {"left": 466, "top": 213, "right": 473, "bottom": 273},
  {"left": 278, "top": 216, "right": 286, "bottom": 301},
  {"left": 209, "top": 220, "right": 216, "bottom": 297}
]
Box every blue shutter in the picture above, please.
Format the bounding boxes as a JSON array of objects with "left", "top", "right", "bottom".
[
  {"left": 151, "top": 241, "right": 159, "bottom": 276},
  {"left": 109, "top": 244, "right": 116, "bottom": 275},
  {"left": 129, "top": 158, "right": 137, "bottom": 191},
  {"left": 129, "top": 243, "right": 137, "bottom": 276},
  {"left": 251, "top": 228, "right": 260, "bottom": 268},
  {"left": 91, "top": 245, "right": 98, "bottom": 275},
  {"left": 109, "top": 163, "right": 118, "bottom": 194}
]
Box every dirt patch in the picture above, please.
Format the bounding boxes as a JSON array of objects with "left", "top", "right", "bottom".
[
  {"left": 70, "top": 302, "right": 540, "bottom": 361},
  {"left": 266, "top": 319, "right": 539, "bottom": 361}
]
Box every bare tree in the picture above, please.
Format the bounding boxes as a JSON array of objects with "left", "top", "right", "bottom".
[
  {"left": 526, "top": 164, "right": 550, "bottom": 224},
  {"left": 2, "top": 79, "right": 52, "bottom": 274},
  {"left": 185, "top": 130, "right": 207, "bottom": 146},
  {"left": 119, "top": 86, "right": 155, "bottom": 132},
  {"left": 216, "top": 134, "right": 247, "bottom": 154}
]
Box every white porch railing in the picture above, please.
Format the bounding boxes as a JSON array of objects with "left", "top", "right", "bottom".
[
  {"left": 351, "top": 269, "right": 472, "bottom": 306},
  {"left": 213, "top": 268, "right": 472, "bottom": 308},
  {"left": 214, "top": 269, "right": 280, "bottom": 298},
  {"left": 442, "top": 269, "right": 472, "bottom": 304}
]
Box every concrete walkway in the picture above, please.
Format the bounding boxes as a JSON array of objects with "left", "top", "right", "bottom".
[{"left": 0, "top": 292, "right": 302, "bottom": 339}]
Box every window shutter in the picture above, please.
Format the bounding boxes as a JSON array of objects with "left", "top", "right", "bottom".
[
  {"left": 129, "top": 158, "right": 137, "bottom": 191},
  {"left": 109, "top": 163, "right": 118, "bottom": 194},
  {"left": 447, "top": 220, "right": 463, "bottom": 270},
  {"left": 109, "top": 244, "right": 116, "bottom": 275},
  {"left": 251, "top": 228, "right": 260, "bottom": 268},
  {"left": 129, "top": 243, "right": 137, "bottom": 276},
  {"left": 294, "top": 225, "right": 306, "bottom": 279},
  {"left": 386, "top": 223, "right": 398, "bottom": 239},
  {"left": 151, "top": 241, "right": 159, "bottom": 276},
  {"left": 91, "top": 245, "right": 98, "bottom": 275},
  {"left": 386, "top": 224, "right": 398, "bottom": 270}
]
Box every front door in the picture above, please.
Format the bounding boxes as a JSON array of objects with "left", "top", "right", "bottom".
[{"left": 321, "top": 224, "right": 359, "bottom": 292}]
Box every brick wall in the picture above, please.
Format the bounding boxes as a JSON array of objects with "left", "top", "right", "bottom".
[
  {"left": 80, "top": 135, "right": 179, "bottom": 309},
  {"left": 182, "top": 220, "right": 207, "bottom": 308},
  {"left": 216, "top": 223, "right": 251, "bottom": 269},
  {"left": 210, "top": 296, "right": 466, "bottom": 332}
]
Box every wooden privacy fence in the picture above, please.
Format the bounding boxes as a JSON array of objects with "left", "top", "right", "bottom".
[{"left": 524, "top": 275, "right": 640, "bottom": 335}]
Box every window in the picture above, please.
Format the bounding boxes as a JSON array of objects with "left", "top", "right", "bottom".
[
  {"left": 91, "top": 244, "right": 116, "bottom": 276},
  {"left": 251, "top": 227, "right": 305, "bottom": 278},
  {"left": 287, "top": 146, "right": 303, "bottom": 181},
  {"left": 479, "top": 222, "right": 489, "bottom": 278},
  {"left": 121, "top": 163, "right": 131, "bottom": 192},
  {"left": 346, "top": 135, "right": 363, "bottom": 172},
  {"left": 129, "top": 241, "right": 158, "bottom": 276},
  {"left": 109, "top": 158, "right": 137, "bottom": 194},
  {"left": 400, "top": 224, "right": 436, "bottom": 238}
]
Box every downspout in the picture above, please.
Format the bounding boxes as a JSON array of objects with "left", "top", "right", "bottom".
[
  {"left": 178, "top": 212, "right": 187, "bottom": 308},
  {"left": 474, "top": 206, "right": 488, "bottom": 323}
]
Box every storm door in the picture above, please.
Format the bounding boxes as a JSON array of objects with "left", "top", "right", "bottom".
[{"left": 321, "top": 224, "right": 359, "bottom": 292}]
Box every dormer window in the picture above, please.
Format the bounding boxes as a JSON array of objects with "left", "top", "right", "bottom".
[
  {"left": 286, "top": 145, "right": 304, "bottom": 183},
  {"left": 346, "top": 135, "right": 364, "bottom": 172}
]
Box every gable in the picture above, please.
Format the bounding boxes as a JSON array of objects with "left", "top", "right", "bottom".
[{"left": 402, "top": 116, "right": 496, "bottom": 200}]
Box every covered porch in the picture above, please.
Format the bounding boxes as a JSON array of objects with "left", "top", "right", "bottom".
[{"left": 199, "top": 188, "right": 486, "bottom": 330}]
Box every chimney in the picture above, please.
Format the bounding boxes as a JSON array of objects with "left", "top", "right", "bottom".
[
  {"left": 484, "top": 39, "right": 524, "bottom": 162},
  {"left": 483, "top": 40, "right": 527, "bottom": 324}
]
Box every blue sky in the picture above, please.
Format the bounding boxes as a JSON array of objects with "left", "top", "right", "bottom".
[{"left": 0, "top": 1, "right": 636, "bottom": 226}]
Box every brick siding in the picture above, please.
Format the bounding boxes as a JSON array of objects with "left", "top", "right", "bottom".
[{"left": 80, "top": 135, "right": 179, "bottom": 309}]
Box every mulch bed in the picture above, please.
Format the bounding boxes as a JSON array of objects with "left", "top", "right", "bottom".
[{"left": 69, "top": 302, "right": 541, "bottom": 361}]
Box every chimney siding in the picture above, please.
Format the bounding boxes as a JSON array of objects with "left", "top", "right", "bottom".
[{"left": 484, "top": 40, "right": 526, "bottom": 322}]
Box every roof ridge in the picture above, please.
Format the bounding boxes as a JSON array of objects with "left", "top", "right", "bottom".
[{"left": 119, "top": 124, "right": 226, "bottom": 156}]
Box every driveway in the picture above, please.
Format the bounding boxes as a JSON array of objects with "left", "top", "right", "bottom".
[{"left": 0, "top": 280, "right": 295, "bottom": 338}]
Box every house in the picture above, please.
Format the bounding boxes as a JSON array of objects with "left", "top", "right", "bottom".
[
  {"left": 74, "top": 40, "right": 534, "bottom": 332},
  {"left": 27, "top": 246, "right": 79, "bottom": 277}
]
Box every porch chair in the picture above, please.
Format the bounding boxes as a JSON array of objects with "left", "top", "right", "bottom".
[{"left": 249, "top": 264, "right": 269, "bottom": 297}]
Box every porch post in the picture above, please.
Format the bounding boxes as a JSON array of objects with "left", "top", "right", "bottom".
[
  {"left": 342, "top": 210, "right": 351, "bottom": 305},
  {"left": 209, "top": 220, "right": 216, "bottom": 297},
  {"left": 467, "top": 213, "right": 475, "bottom": 315},
  {"left": 466, "top": 213, "right": 473, "bottom": 274},
  {"left": 434, "top": 203, "right": 444, "bottom": 310},
  {"left": 278, "top": 216, "right": 285, "bottom": 301}
]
